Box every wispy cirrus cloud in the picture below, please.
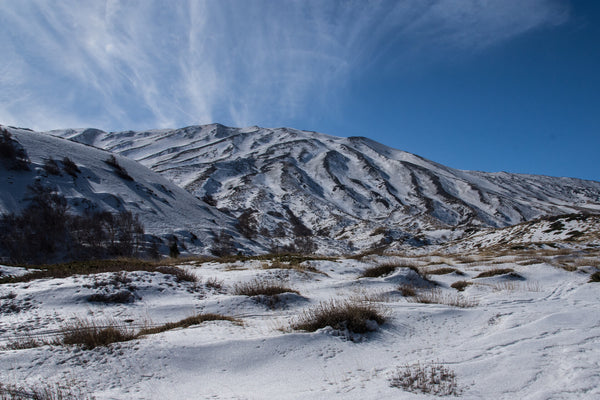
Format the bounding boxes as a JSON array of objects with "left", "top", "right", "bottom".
[{"left": 0, "top": 0, "right": 569, "bottom": 131}]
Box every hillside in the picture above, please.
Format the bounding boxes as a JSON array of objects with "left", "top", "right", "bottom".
[
  {"left": 0, "top": 126, "right": 255, "bottom": 259},
  {"left": 50, "top": 124, "right": 600, "bottom": 253}
]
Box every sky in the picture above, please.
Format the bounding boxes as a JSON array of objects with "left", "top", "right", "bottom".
[{"left": 0, "top": 0, "right": 598, "bottom": 181}]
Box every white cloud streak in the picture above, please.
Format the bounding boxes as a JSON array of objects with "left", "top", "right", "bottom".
[{"left": 0, "top": 0, "right": 569, "bottom": 131}]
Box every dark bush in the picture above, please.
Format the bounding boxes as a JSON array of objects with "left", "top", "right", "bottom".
[
  {"left": 105, "top": 155, "right": 133, "bottom": 181},
  {"left": 0, "top": 128, "right": 30, "bottom": 170},
  {"left": 0, "top": 184, "right": 145, "bottom": 263},
  {"left": 62, "top": 156, "right": 81, "bottom": 177},
  {"left": 88, "top": 290, "right": 135, "bottom": 304},
  {"left": 43, "top": 157, "right": 61, "bottom": 175}
]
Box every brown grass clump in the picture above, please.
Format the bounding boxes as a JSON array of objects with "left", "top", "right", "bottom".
[
  {"left": 60, "top": 318, "right": 136, "bottom": 350},
  {"left": 428, "top": 267, "right": 463, "bottom": 276},
  {"left": 155, "top": 266, "right": 198, "bottom": 283},
  {"left": 398, "top": 284, "right": 417, "bottom": 297},
  {"left": 589, "top": 272, "right": 600, "bottom": 283},
  {"left": 473, "top": 268, "right": 515, "bottom": 279},
  {"left": 360, "top": 263, "right": 399, "bottom": 278},
  {"left": 450, "top": 281, "right": 472, "bottom": 292},
  {"left": 0, "top": 259, "right": 204, "bottom": 284},
  {"left": 233, "top": 278, "right": 299, "bottom": 297},
  {"left": 293, "top": 299, "right": 386, "bottom": 334},
  {"left": 139, "top": 314, "right": 241, "bottom": 336}
]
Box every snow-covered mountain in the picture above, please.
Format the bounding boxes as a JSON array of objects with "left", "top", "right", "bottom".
[
  {"left": 49, "top": 123, "right": 600, "bottom": 253},
  {"left": 0, "top": 126, "right": 255, "bottom": 257}
]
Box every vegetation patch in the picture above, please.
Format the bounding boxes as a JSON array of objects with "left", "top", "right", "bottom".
[
  {"left": 0, "top": 260, "right": 198, "bottom": 285},
  {"left": 261, "top": 260, "right": 322, "bottom": 274},
  {"left": 589, "top": 272, "right": 600, "bottom": 283},
  {"left": 60, "top": 318, "right": 136, "bottom": 350},
  {"left": 398, "top": 284, "right": 417, "bottom": 297},
  {"left": 360, "top": 263, "right": 398, "bottom": 278},
  {"left": 105, "top": 155, "right": 133, "bottom": 181},
  {"left": 293, "top": 299, "right": 386, "bottom": 334},
  {"left": 428, "top": 267, "right": 463, "bottom": 275},
  {"left": 87, "top": 290, "right": 135, "bottom": 304},
  {"left": 474, "top": 268, "right": 515, "bottom": 279},
  {"left": 450, "top": 281, "right": 472, "bottom": 292},
  {"left": 409, "top": 289, "right": 477, "bottom": 308},
  {"left": 389, "top": 362, "right": 460, "bottom": 396},
  {"left": 138, "top": 314, "right": 241, "bottom": 336},
  {"left": 155, "top": 266, "right": 198, "bottom": 283},
  {"left": 0, "top": 382, "right": 91, "bottom": 400},
  {"left": 233, "top": 278, "right": 298, "bottom": 297}
]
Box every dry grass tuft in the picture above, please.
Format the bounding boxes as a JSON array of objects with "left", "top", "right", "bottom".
[
  {"left": 473, "top": 268, "right": 516, "bottom": 279},
  {"left": 138, "top": 314, "right": 241, "bottom": 336},
  {"left": 233, "top": 278, "right": 298, "bottom": 297},
  {"left": 409, "top": 289, "right": 477, "bottom": 308},
  {"left": 293, "top": 299, "right": 386, "bottom": 334},
  {"left": 427, "top": 267, "right": 464, "bottom": 276},
  {"left": 60, "top": 318, "right": 136, "bottom": 350},
  {"left": 450, "top": 280, "right": 472, "bottom": 292},
  {"left": 155, "top": 266, "right": 198, "bottom": 283},
  {"left": 398, "top": 284, "right": 417, "bottom": 297},
  {"left": 389, "top": 362, "right": 460, "bottom": 396},
  {"left": 360, "top": 263, "right": 399, "bottom": 278},
  {"left": 0, "top": 382, "right": 93, "bottom": 400},
  {"left": 589, "top": 272, "right": 600, "bottom": 283}
]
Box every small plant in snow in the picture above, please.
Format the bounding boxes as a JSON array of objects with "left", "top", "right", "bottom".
[
  {"left": 293, "top": 299, "right": 385, "bottom": 335},
  {"left": 389, "top": 361, "right": 460, "bottom": 396}
]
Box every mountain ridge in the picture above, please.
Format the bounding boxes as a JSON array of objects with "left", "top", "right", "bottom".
[{"left": 43, "top": 123, "right": 600, "bottom": 254}]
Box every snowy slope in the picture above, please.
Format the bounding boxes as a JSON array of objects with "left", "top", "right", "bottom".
[
  {"left": 50, "top": 124, "right": 600, "bottom": 252},
  {"left": 0, "top": 126, "right": 255, "bottom": 255},
  {"left": 443, "top": 213, "right": 600, "bottom": 253},
  {"left": 1, "top": 252, "right": 598, "bottom": 398}
]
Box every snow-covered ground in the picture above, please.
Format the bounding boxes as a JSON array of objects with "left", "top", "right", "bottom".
[{"left": 1, "top": 252, "right": 599, "bottom": 399}]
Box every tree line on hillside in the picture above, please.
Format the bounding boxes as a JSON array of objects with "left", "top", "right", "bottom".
[{"left": 0, "top": 183, "right": 145, "bottom": 264}]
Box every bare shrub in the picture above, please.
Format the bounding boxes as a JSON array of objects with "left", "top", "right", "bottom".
[
  {"left": 292, "top": 299, "right": 386, "bottom": 334},
  {"left": 60, "top": 318, "right": 136, "bottom": 349},
  {"left": 389, "top": 361, "right": 460, "bottom": 396},
  {"left": 104, "top": 155, "right": 133, "bottom": 181},
  {"left": 398, "top": 284, "right": 417, "bottom": 297},
  {"left": 0, "top": 382, "right": 92, "bottom": 400},
  {"left": 589, "top": 272, "right": 600, "bottom": 283},
  {"left": 43, "top": 158, "right": 61, "bottom": 175},
  {"left": 62, "top": 156, "right": 80, "bottom": 177},
  {"left": 0, "top": 128, "right": 30, "bottom": 170},
  {"left": 205, "top": 277, "right": 226, "bottom": 292}
]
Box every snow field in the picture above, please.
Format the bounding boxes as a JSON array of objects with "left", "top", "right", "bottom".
[{"left": 1, "top": 253, "right": 599, "bottom": 399}]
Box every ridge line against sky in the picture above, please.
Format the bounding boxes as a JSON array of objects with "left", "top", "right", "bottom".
[{"left": 0, "top": 0, "right": 598, "bottom": 181}]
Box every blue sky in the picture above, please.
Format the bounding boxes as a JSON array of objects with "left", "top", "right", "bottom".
[{"left": 1, "top": 0, "right": 598, "bottom": 181}]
